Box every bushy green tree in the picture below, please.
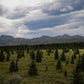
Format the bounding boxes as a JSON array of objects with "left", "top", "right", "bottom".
[
  {"left": 61, "top": 50, "right": 66, "bottom": 61},
  {"left": 17, "top": 52, "right": 21, "bottom": 59},
  {"left": 27, "top": 48, "right": 29, "bottom": 54},
  {"left": 56, "top": 59, "right": 62, "bottom": 70},
  {"left": 28, "top": 61, "right": 38, "bottom": 76},
  {"left": 80, "top": 54, "right": 84, "bottom": 71},
  {"left": 15, "top": 61, "right": 18, "bottom": 72},
  {"left": 9, "top": 60, "right": 16, "bottom": 72},
  {"left": 36, "top": 50, "right": 42, "bottom": 62},
  {"left": 54, "top": 49, "right": 59, "bottom": 60},
  {"left": 64, "top": 70, "right": 67, "bottom": 77},
  {"left": 30, "top": 51, "right": 35, "bottom": 60},
  {"left": 71, "top": 55, "right": 74, "bottom": 64},
  {"left": 72, "top": 71, "right": 83, "bottom": 84},
  {"left": 73, "top": 53, "right": 77, "bottom": 59},
  {"left": 6, "top": 52, "right": 10, "bottom": 61},
  {"left": 45, "top": 65, "right": 48, "bottom": 71},
  {"left": 0, "top": 50, "right": 5, "bottom": 62},
  {"left": 47, "top": 49, "right": 51, "bottom": 56},
  {"left": 21, "top": 51, "right": 24, "bottom": 57}
]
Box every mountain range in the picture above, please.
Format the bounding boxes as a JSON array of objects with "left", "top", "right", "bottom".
[{"left": 0, "top": 34, "right": 84, "bottom": 45}]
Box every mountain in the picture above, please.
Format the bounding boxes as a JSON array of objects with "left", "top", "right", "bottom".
[
  {"left": 0, "top": 35, "right": 14, "bottom": 45},
  {"left": 0, "top": 34, "right": 84, "bottom": 45}
]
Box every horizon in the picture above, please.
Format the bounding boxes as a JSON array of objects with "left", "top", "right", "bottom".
[
  {"left": 0, "top": 0, "right": 84, "bottom": 38},
  {"left": 0, "top": 34, "right": 84, "bottom": 39}
]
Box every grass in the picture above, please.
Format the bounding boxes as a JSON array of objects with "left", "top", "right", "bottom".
[{"left": 0, "top": 49, "right": 84, "bottom": 84}]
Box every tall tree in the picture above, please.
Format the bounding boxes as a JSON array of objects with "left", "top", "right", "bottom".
[
  {"left": 30, "top": 51, "right": 35, "bottom": 60},
  {"left": 71, "top": 55, "right": 74, "bottom": 64},
  {"left": 72, "top": 71, "right": 83, "bottom": 84},
  {"left": 6, "top": 51, "right": 10, "bottom": 61},
  {"left": 9, "top": 60, "right": 16, "bottom": 72},
  {"left": 28, "top": 61, "right": 38, "bottom": 76},
  {"left": 15, "top": 61, "right": 18, "bottom": 72},
  {"left": 61, "top": 50, "right": 66, "bottom": 61},
  {"left": 36, "top": 50, "right": 42, "bottom": 62},
  {"left": 56, "top": 59, "right": 62, "bottom": 70},
  {"left": 0, "top": 50, "right": 5, "bottom": 62},
  {"left": 80, "top": 54, "right": 84, "bottom": 71},
  {"left": 54, "top": 49, "right": 59, "bottom": 60}
]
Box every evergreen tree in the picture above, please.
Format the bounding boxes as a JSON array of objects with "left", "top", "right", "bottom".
[
  {"left": 36, "top": 50, "right": 42, "bottom": 62},
  {"left": 75, "top": 59, "right": 81, "bottom": 73},
  {"left": 9, "top": 60, "right": 16, "bottom": 72},
  {"left": 27, "top": 48, "right": 29, "bottom": 54},
  {"left": 73, "top": 53, "right": 77, "bottom": 59},
  {"left": 17, "top": 52, "right": 21, "bottom": 59},
  {"left": 30, "top": 51, "right": 35, "bottom": 60},
  {"left": 72, "top": 71, "right": 83, "bottom": 84},
  {"left": 54, "top": 49, "right": 59, "bottom": 60},
  {"left": 71, "top": 55, "right": 74, "bottom": 64},
  {"left": 0, "top": 50, "right": 5, "bottom": 62},
  {"left": 80, "top": 54, "right": 84, "bottom": 71},
  {"left": 76, "top": 48, "right": 79, "bottom": 54},
  {"left": 28, "top": 61, "right": 38, "bottom": 76},
  {"left": 6, "top": 52, "right": 10, "bottom": 61},
  {"left": 21, "top": 51, "right": 25, "bottom": 57},
  {"left": 66, "top": 59, "right": 69, "bottom": 64},
  {"left": 47, "top": 49, "right": 51, "bottom": 56},
  {"left": 61, "top": 50, "right": 66, "bottom": 61},
  {"left": 15, "top": 61, "right": 18, "bottom": 72},
  {"left": 11, "top": 50, "right": 14, "bottom": 55},
  {"left": 45, "top": 65, "right": 48, "bottom": 71},
  {"left": 64, "top": 70, "right": 67, "bottom": 77},
  {"left": 56, "top": 59, "right": 62, "bottom": 70}
]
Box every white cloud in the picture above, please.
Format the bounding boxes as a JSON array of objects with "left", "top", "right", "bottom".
[{"left": 0, "top": 0, "right": 84, "bottom": 38}]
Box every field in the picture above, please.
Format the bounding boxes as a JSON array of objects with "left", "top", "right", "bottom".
[{"left": 0, "top": 46, "right": 84, "bottom": 84}]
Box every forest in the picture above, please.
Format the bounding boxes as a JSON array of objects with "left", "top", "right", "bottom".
[{"left": 0, "top": 43, "right": 84, "bottom": 84}]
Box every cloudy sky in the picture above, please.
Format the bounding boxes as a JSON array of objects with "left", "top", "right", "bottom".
[{"left": 0, "top": 0, "right": 84, "bottom": 38}]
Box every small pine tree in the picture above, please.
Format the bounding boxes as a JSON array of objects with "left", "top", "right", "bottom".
[
  {"left": 21, "top": 51, "right": 25, "bottom": 57},
  {"left": 64, "top": 70, "right": 67, "bottom": 77},
  {"left": 45, "top": 65, "right": 48, "bottom": 71},
  {"left": 54, "top": 49, "right": 59, "bottom": 60},
  {"left": 9, "top": 60, "right": 16, "bottom": 72},
  {"left": 76, "top": 49, "right": 79, "bottom": 54},
  {"left": 75, "top": 59, "right": 81, "bottom": 73},
  {"left": 71, "top": 55, "right": 74, "bottom": 64},
  {"left": 17, "top": 52, "right": 21, "bottom": 59},
  {"left": 30, "top": 51, "right": 35, "bottom": 60},
  {"left": 80, "top": 54, "right": 84, "bottom": 71},
  {"left": 72, "top": 71, "right": 83, "bottom": 84},
  {"left": 66, "top": 59, "right": 69, "bottom": 64},
  {"left": 6, "top": 52, "right": 10, "bottom": 61},
  {"left": 36, "top": 50, "right": 42, "bottom": 62},
  {"left": 28, "top": 61, "right": 38, "bottom": 76},
  {"left": 0, "top": 50, "right": 5, "bottom": 62},
  {"left": 11, "top": 50, "right": 14, "bottom": 55},
  {"left": 73, "top": 53, "right": 76, "bottom": 59},
  {"left": 27, "top": 48, "right": 29, "bottom": 54},
  {"left": 61, "top": 50, "right": 66, "bottom": 61},
  {"left": 15, "top": 61, "right": 18, "bottom": 72},
  {"left": 47, "top": 49, "right": 51, "bottom": 56},
  {"left": 56, "top": 59, "right": 62, "bottom": 70}
]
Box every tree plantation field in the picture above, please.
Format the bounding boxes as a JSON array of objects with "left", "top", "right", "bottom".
[{"left": 0, "top": 45, "right": 84, "bottom": 84}]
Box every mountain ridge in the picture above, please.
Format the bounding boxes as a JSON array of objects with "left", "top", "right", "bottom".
[{"left": 0, "top": 34, "right": 84, "bottom": 45}]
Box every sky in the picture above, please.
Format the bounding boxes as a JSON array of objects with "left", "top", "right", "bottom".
[{"left": 0, "top": 0, "right": 84, "bottom": 38}]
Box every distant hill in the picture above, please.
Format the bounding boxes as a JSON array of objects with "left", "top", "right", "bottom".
[
  {"left": 0, "top": 35, "right": 14, "bottom": 45},
  {"left": 0, "top": 34, "right": 84, "bottom": 45}
]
